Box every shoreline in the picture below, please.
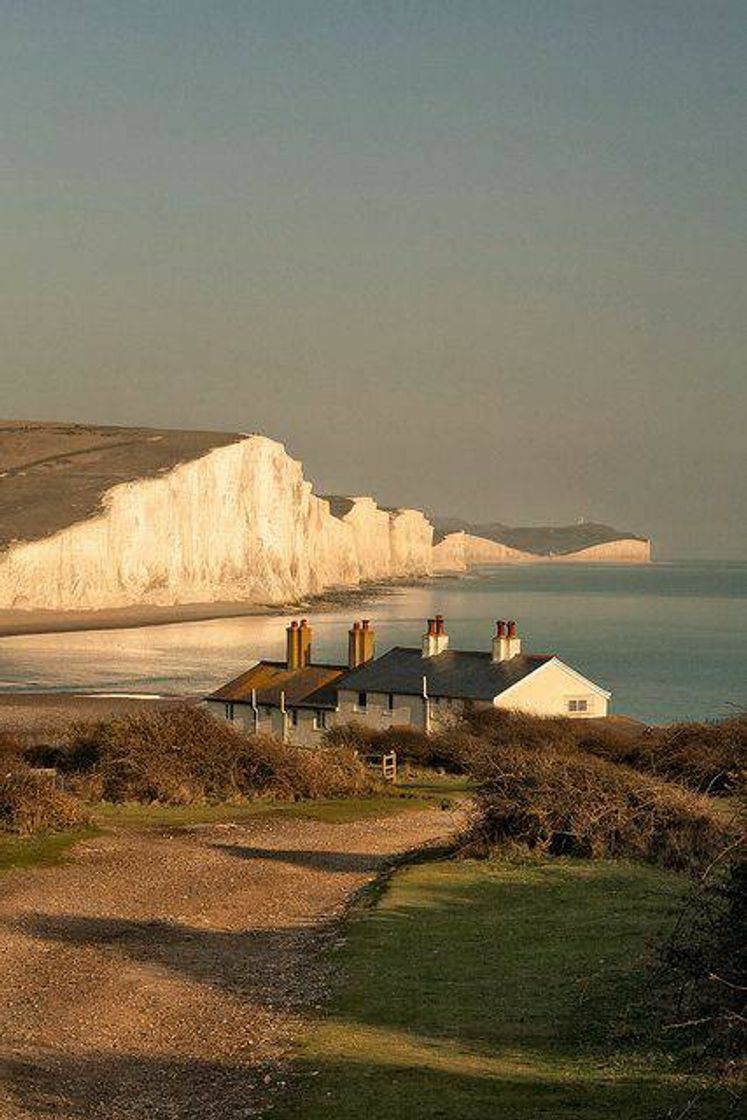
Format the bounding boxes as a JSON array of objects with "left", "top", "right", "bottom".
[
  {"left": 0, "top": 559, "right": 657, "bottom": 640},
  {"left": 0, "top": 579, "right": 425, "bottom": 639}
]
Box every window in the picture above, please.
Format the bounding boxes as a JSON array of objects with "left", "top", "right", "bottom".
[
  {"left": 358, "top": 691, "right": 367, "bottom": 710},
  {"left": 290, "top": 709, "right": 299, "bottom": 727},
  {"left": 313, "top": 710, "right": 327, "bottom": 731},
  {"left": 568, "top": 699, "right": 589, "bottom": 713},
  {"left": 387, "top": 693, "right": 395, "bottom": 711},
  {"left": 224, "top": 703, "right": 235, "bottom": 721}
]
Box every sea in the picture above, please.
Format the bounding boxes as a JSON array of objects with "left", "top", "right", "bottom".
[{"left": 0, "top": 561, "right": 745, "bottom": 725}]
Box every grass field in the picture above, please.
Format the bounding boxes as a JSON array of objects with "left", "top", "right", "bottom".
[
  {"left": 281, "top": 859, "right": 733, "bottom": 1119},
  {"left": 0, "top": 777, "right": 469, "bottom": 872}
]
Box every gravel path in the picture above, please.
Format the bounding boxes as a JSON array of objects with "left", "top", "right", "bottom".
[{"left": 0, "top": 806, "right": 462, "bottom": 1119}]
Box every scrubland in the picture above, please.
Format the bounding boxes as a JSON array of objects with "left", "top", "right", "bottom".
[{"left": 2, "top": 703, "right": 744, "bottom": 1118}]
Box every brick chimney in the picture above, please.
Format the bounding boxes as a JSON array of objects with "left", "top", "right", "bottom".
[
  {"left": 360, "top": 619, "right": 375, "bottom": 664},
  {"left": 286, "top": 620, "right": 301, "bottom": 670},
  {"left": 491, "top": 619, "right": 521, "bottom": 662},
  {"left": 299, "top": 618, "right": 312, "bottom": 667},
  {"left": 422, "top": 614, "right": 449, "bottom": 658},
  {"left": 348, "top": 619, "right": 376, "bottom": 669}
]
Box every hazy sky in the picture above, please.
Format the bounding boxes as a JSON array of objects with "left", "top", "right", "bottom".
[{"left": 2, "top": 2, "right": 745, "bottom": 557}]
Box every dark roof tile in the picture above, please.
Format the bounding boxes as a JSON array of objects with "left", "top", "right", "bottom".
[{"left": 334, "top": 647, "right": 553, "bottom": 701}]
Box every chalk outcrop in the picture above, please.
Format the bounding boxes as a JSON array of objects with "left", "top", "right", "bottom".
[
  {"left": 551, "top": 538, "right": 652, "bottom": 563},
  {"left": 0, "top": 437, "right": 434, "bottom": 611},
  {"left": 0, "top": 423, "right": 652, "bottom": 614},
  {"left": 432, "top": 532, "right": 533, "bottom": 572}
]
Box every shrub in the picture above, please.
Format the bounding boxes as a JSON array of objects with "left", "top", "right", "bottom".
[
  {"left": 463, "top": 742, "right": 733, "bottom": 874},
  {"left": 322, "top": 721, "right": 469, "bottom": 772},
  {"left": 28, "top": 707, "right": 379, "bottom": 805},
  {"left": 0, "top": 765, "right": 90, "bottom": 835},
  {"left": 658, "top": 840, "right": 746, "bottom": 1071},
  {"left": 577, "top": 716, "right": 746, "bottom": 796},
  {"left": 460, "top": 706, "right": 579, "bottom": 753}
]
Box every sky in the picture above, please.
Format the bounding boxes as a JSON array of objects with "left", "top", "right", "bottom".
[{"left": 1, "top": 2, "right": 745, "bottom": 558}]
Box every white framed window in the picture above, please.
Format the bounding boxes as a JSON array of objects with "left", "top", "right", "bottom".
[
  {"left": 568, "top": 698, "right": 589, "bottom": 713},
  {"left": 313, "top": 710, "right": 328, "bottom": 731}
]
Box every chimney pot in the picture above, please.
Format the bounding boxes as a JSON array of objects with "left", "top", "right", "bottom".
[
  {"left": 362, "top": 619, "right": 370, "bottom": 630},
  {"left": 508, "top": 620, "right": 517, "bottom": 638}
]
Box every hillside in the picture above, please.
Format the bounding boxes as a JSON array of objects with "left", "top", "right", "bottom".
[{"left": 433, "top": 517, "right": 649, "bottom": 557}]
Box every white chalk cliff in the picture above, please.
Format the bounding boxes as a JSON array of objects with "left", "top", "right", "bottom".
[
  {"left": 432, "top": 532, "right": 534, "bottom": 572},
  {"left": 0, "top": 436, "right": 432, "bottom": 611},
  {"left": 550, "top": 538, "right": 652, "bottom": 563},
  {"left": 0, "top": 429, "right": 651, "bottom": 613}
]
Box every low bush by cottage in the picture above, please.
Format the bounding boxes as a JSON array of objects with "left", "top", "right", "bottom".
[{"left": 27, "top": 706, "right": 379, "bottom": 805}]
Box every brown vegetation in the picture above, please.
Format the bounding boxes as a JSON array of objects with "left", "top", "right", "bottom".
[
  {"left": 461, "top": 740, "right": 734, "bottom": 874},
  {"left": 0, "top": 765, "right": 90, "bottom": 835},
  {"left": 462, "top": 708, "right": 746, "bottom": 796},
  {"left": 323, "top": 720, "right": 477, "bottom": 772},
  {"left": 576, "top": 715, "right": 746, "bottom": 796},
  {"left": 27, "top": 706, "right": 379, "bottom": 806},
  {"left": 659, "top": 839, "right": 746, "bottom": 1075}
]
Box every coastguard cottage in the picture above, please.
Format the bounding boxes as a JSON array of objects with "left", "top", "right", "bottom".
[{"left": 206, "top": 616, "right": 611, "bottom": 745}]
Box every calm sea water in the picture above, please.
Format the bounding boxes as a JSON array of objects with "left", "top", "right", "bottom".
[{"left": 0, "top": 561, "right": 745, "bottom": 724}]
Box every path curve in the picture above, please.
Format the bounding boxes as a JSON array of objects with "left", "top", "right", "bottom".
[{"left": 0, "top": 806, "right": 462, "bottom": 1119}]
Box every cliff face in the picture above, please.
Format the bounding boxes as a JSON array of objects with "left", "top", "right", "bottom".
[
  {"left": 389, "top": 509, "right": 433, "bottom": 576},
  {"left": 0, "top": 424, "right": 652, "bottom": 613},
  {"left": 551, "top": 538, "right": 652, "bottom": 563},
  {"left": 0, "top": 437, "right": 436, "bottom": 611},
  {"left": 326, "top": 498, "right": 434, "bottom": 581},
  {"left": 432, "top": 531, "right": 651, "bottom": 570},
  {"left": 432, "top": 532, "right": 533, "bottom": 572}
]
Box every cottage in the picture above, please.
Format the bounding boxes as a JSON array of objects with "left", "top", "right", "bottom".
[{"left": 205, "top": 615, "right": 611, "bottom": 745}]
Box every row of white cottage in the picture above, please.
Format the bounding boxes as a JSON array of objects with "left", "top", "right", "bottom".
[{"left": 206, "top": 616, "right": 611, "bottom": 746}]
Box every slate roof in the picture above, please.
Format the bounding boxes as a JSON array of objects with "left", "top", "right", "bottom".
[
  {"left": 207, "top": 662, "right": 346, "bottom": 709},
  {"left": 334, "top": 647, "right": 554, "bottom": 701}
]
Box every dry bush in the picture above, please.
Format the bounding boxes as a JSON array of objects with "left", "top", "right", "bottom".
[
  {"left": 322, "top": 721, "right": 381, "bottom": 754},
  {"left": 27, "top": 707, "right": 378, "bottom": 805},
  {"left": 323, "top": 721, "right": 469, "bottom": 772},
  {"left": 0, "top": 730, "right": 26, "bottom": 761},
  {"left": 659, "top": 839, "right": 746, "bottom": 1074},
  {"left": 459, "top": 707, "right": 745, "bottom": 796},
  {"left": 461, "top": 706, "right": 579, "bottom": 753},
  {"left": 578, "top": 716, "right": 746, "bottom": 796},
  {"left": 0, "top": 765, "right": 90, "bottom": 835},
  {"left": 463, "top": 741, "right": 733, "bottom": 874}
]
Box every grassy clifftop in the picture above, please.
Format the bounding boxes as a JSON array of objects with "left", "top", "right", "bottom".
[{"left": 0, "top": 421, "right": 244, "bottom": 551}]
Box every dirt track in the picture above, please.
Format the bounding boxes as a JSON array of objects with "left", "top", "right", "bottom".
[{"left": 0, "top": 807, "right": 461, "bottom": 1119}]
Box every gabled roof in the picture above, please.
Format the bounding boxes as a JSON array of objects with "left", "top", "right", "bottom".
[
  {"left": 207, "top": 661, "right": 346, "bottom": 709},
  {"left": 334, "top": 647, "right": 554, "bottom": 701}
]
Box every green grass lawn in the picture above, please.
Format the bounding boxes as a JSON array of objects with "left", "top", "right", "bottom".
[
  {"left": 281, "top": 858, "right": 733, "bottom": 1120},
  {"left": 0, "top": 826, "right": 99, "bottom": 872}
]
